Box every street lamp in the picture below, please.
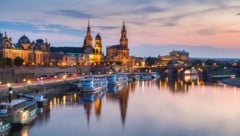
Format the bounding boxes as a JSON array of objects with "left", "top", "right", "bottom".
[
  {"left": 7, "top": 83, "right": 13, "bottom": 103},
  {"left": 27, "top": 80, "right": 31, "bottom": 89}
]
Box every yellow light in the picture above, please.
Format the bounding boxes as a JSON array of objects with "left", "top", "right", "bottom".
[
  {"left": 27, "top": 80, "right": 31, "bottom": 84},
  {"left": 7, "top": 83, "right": 11, "bottom": 88}
]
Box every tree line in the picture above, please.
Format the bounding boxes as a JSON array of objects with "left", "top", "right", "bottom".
[{"left": 0, "top": 57, "right": 24, "bottom": 67}]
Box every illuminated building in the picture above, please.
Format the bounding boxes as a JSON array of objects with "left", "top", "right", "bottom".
[
  {"left": 106, "top": 21, "right": 132, "bottom": 69},
  {"left": 157, "top": 50, "right": 190, "bottom": 66},
  {"left": 0, "top": 32, "right": 50, "bottom": 66},
  {"left": 61, "top": 53, "right": 89, "bottom": 67},
  {"left": 82, "top": 20, "right": 103, "bottom": 65}
]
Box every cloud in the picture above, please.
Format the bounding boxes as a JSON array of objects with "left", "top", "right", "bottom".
[
  {"left": 197, "top": 28, "right": 217, "bottom": 35},
  {"left": 96, "top": 26, "right": 120, "bottom": 31},
  {"left": 131, "top": 44, "right": 240, "bottom": 58},
  {"left": 236, "top": 13, "right": 240, "bottom": 15},
  {"left": 197, "top": 27, "right": 240, "bottom": 35},
  {"left": 139, "top": 6, "right": 166, "bottom": 14},
  {"left": 0, "top": 21, "right": 84, "bottom": 37},
  {"left": 54, "top": 9, "right": 96, "bottom": 19}
]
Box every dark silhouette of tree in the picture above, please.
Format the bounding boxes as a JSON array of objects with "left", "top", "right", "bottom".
[
  {"left": 14, "top": 57, "right": 24, "bottom": 67},
  {"left": 205, "top": 59, "right": 216, "bottom": 66},
  {"left": 0, "top": 58, "right": 6, "bottom": 67},
  {"left": 145, "top": 57, "right": 157, "bottom": 66},
  {"left": 5, "top": 57, "right": 12, "bottom": 66}
]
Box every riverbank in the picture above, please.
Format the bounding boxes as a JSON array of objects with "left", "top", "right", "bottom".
[
  {"left": 220, "top": 78, "right": 240, "bottom": 87},
  {"left": 0, "top": 77, "right": 80, "bottom": 102}
]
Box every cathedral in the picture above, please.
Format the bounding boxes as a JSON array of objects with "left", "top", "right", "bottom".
[
  {"left": 82, "top": 20, "right": 103, "bottom": 64},
  {"left": 0, "top": 32, "right": 50, "bottom": 66},
  {"left": 106, "top": 21, "right": 132, "bottom": 68}
]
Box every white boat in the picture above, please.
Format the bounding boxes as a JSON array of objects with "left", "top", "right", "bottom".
[
  {"left": 139, "top": 73, "right": 153, "bottom": 81},
  {"left": 151, "top": 72, "right": 161, "bottom": 79},
  {"left": 0, "top": 117, "right": 11, "bottom": 135},
  {"left": 17, "top": 93, "right": 49, "bottom": 108},
  {"left": 0, "top": 99, "right": 37, "bottom": 125},
  {"left": 79, "top": 77, "right": 108, "bottom": 94},
  {"left": 128, "top": 74, "right": 140, "bottom": 82},
  {"left": 184, "top": 69, "right": 198, "bottom": 75},
  {"left": 107, "top": 74, "right": 128, "bottom": 85}
]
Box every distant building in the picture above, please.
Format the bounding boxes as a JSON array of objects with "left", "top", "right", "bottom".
[
  {"left": 0, "top": 32, "right": 50, "bottom": 66},
  {"left": 157, "top": 50, "right": 190, "bottom": 66},
  {"left": 106, "top": 21, "right": 132, "bottom": 69}
]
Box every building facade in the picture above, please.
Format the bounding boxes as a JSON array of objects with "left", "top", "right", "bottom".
[
  {"left": 157, "top": 50, "right": 190, "bottom": 66},
  {"left": 0, "top": 32, "right": 50, "bottom": 66},
  {"left": 106, "top": 21, "right": 132, "bottom": 68},
  {"left": 82, "top": 20, "right": 103, "bottom": 65},
  {"left": 61, "top": 53, "right": 90, "bottom": 67}
]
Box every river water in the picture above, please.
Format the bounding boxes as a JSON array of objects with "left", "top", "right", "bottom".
[{"left": 9, "top": 77, "right": 240, "bottom": 136}]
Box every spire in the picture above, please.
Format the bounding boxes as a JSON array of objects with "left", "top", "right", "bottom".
[
  {"left": 84, "top": 19, "right": 93, "bottom": 47},
  {"left": 87, "top": 18, "right": 90, "bottom": 31},
  {"left": 45, "top": 38, "right": 48, "bottom": 43},
  {"left": 122, "top": 21, "right": 126, "bottom": 32},
  {"left": 120, "top": 21, "right": 128, "bottom": 48},
  {"left": 88, "top": 18, "right": 90, "bottom": 27},
  {"left": 4, "top": 32, "right": 7, "bottom": 37}
]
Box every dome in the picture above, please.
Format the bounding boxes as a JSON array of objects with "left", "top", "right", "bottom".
[
  {"left": 36, "top": 39, "right": 44, "bottom": 44},
  {"left": 18, "top": 35, "right": 30, "bottom": 44},
  {"left": 95, "top": 33, "right": 101, "bottom": 40}
]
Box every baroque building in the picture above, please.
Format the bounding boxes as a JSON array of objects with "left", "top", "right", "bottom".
[
  {"left": 106, "top": 21, "right": 132, "bottom": 68},
  {"left": 157, "top": 50, "right": 190, "bottom": 66},
  {"left": 82, "top": 20, "right": 103, "bottom": 65},
  {"left": 0, "top": 32, "right": 50, "bottom": 66}
]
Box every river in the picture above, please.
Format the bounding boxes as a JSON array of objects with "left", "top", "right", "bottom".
[{"left": 9, "top": 77, "right": 240, "bottom": 136}]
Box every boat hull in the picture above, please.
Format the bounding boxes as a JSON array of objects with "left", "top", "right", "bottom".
[{"left": 0, "top": 117, "right": 11, "bottom": 134}]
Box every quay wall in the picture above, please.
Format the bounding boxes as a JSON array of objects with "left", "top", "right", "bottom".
[
  {"left": 0, "top": 79, "right": 78, "bottom": 102},
  {"left": 0, "top": 67, "right": 78, "bottom": 83}
]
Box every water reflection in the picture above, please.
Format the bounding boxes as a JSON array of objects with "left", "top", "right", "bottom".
[
  {"left": 107, "top": 84, "right": 129, "bottom": 126},
  {"left": 7, "top": 77, "right": 240, "bottom": 136}
]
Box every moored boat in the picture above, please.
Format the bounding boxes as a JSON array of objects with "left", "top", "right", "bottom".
[
  {"left": 107, "top": 74, "right": 128, "bottom": 85},
  {"left": 0, "top": 99, "right": 38, "bottom": 126},
  {"left": 34, "top": 94, "right": 49, "bottom": 107},
  {"left": 128, "top": 74, "right": 140, "bottom": 82},
  {"left": 184, "top": 68, "right": 198, "bottom": 75},
  {"left": 79, "top": 77, "right": 108, "bottom": 94},
  {"left": 151, "top": 72, "right": 161, "bottom": 79},
  {"left": 139, "top": 73, "right": 153, "bottom": 81},
  {"left": 0, "top": 116, "right": 11, "bottom": 134}
]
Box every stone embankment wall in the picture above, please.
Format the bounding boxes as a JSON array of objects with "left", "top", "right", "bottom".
[
  {"left": 0, "top": 79, "right": 78, "bottom": 102},
  {"left": 0, "top": 67, "right": 78, "bottom": 83}
]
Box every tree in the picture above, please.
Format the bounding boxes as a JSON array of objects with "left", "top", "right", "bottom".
[
  {"left": 14, "top": 57, "right": 24, "bottom": 67},
  {"left": 205, "top": 59, "right": 216, "bottom": 66},
  {"left": 145, "top": 57, "right": 157, "bottom": 66},
  {"left": 5, "top": 57, "right": 12, "bottom": 66},
  {"left": 0, "top": 58, "right": 6, "bottom": 67}
]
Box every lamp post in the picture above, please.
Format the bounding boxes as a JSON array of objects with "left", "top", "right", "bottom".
[
  {"left": 7, "top": 83, "right": 13, "bottom": 103},
  {"left": 62, "top": 75, "right": 67, "bottom": 83},
  {"left": 23, "top": 78, "right": 26, "bottom": 90},
  {"left": 27, "top": 80, "right": 31, "bottom": 89}
]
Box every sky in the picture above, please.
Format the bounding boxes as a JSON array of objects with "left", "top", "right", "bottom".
[{"left": 1, "top": 0, "right": 240, "bottom": 58}]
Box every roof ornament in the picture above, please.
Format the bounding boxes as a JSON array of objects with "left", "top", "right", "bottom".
[{"left": 4, "top": 32, "right": 7, "bottom": 37}]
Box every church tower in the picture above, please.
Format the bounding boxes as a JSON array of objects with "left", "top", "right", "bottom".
[
  {"left": 94, "top": 33, "right": 102, "bottom": 55},
  {"left": 84, "top": 19, "right": 93, "bottom": 47},
  {"left": 120, "top": 21, "right": 128, "bottom": 49}
]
